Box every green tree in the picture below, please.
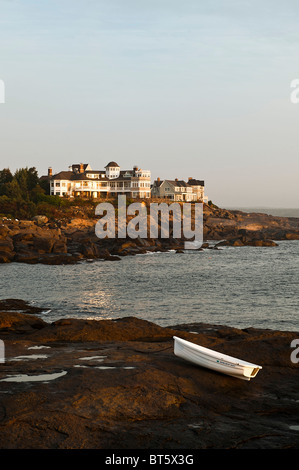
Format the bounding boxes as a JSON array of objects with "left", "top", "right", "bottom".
[
  {"left": 14, "top": 167, "right": 39, "bottom": 199},
  {"left": 0, "top": 179, "right": 23, "bottom": 199},
  {"left": 0, "top": 168, "right": 13, "bottom": 185}
]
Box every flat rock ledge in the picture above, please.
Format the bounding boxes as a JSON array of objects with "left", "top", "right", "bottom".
[{"left": 0, "top": 306, "right": 298, "bottom": 449}]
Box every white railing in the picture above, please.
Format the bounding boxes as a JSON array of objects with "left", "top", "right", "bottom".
[
  {"left": 73, "top": 184, "right": 132, "bottom": 192},
  {"left": 53, "top": 183, "right": 152, "bottom": 195}
]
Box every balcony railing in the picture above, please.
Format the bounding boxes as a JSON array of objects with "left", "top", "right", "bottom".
[{"left": 73, "top": 183, "right": 150, "bottom": 192}]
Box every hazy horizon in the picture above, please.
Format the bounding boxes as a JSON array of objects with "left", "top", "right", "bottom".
[{"left": 1, "top": 0, "right": 299, "bottom": 208}]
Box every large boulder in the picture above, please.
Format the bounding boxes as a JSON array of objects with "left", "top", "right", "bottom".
[
  {"left": 0, "top": 311, "right": 46, "bottom": 334},
  {"left": 32, "top": 215, "right": 49, "bottom": 226},
  {"left": 0, "top": 236, "right": 15, "bottom": 263},
  {"left": 0, "top": 299, "right": 44, "bottom": 314},
  {"left": 32, "top": 236, "right": 55, "bottom": 254}
]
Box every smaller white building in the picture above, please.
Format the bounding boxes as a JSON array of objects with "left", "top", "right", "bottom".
[{"left": 151, "top": 177, "right": 208, "bottom": 202}]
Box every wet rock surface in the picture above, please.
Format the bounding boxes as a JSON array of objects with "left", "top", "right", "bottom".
[
  {"left": 203, "top": 208, "right": 299, "bottom": 243},
  {"left": 0, "top": 302, "right": 298, "bottom": 449}
]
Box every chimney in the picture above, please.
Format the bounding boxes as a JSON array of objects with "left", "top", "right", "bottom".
[
  {"left": 188, "top": 177, "right": 192, "bottom": 181},
  {"left": 175, "top": 178, "right": 178, "bottom": 181},
  {"left": 79, "top": 163, "right": 84, "bottom": 174},
  {"left": 48, "top": 167, "right": 52, "bottom": 177},
  {"left": 157, "top": 177, "right": 160, "bottom": 182}
]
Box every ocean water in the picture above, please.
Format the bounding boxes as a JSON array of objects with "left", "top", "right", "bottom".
[
  {"left": 227, "top": 207, "right": 299, "bottom": 218},
  {"left": 0, "top": 240, "right": 298, "bottom": 332}
]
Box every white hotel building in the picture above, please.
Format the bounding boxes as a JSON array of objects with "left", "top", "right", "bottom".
[{"left": 47, "top": 162, "right": 151, "bottom": 199}]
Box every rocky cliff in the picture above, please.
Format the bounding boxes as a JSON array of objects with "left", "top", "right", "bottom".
[{"left": 0, "top": 204, "right": 298, "bottom": 264}]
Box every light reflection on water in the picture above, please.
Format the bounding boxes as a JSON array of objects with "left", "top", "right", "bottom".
[{"left": 0, "top": 241, "right": 298, "bottom": 331}]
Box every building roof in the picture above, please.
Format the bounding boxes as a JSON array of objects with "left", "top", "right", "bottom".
[
  {"left": 72, "top": 164, "right": 89, "bottom": 172},
  {"left": 188, "top": 178, "right": 205, "bottom": 186},
  {"left": 49, "top": 163, "right": 150, "bottom": 182},
  {"left": 51, "top": 171, "right": 73, "bottom": 180},
  {"left": 166, "top": 180, "right": 189, "bottom": 188},
  {"left": 153, "top": 178, "right": 204, "bottom": 188},
  {"left": 51, "top": 171, "right": 134, "bottom": 182},
  {"left": 105, "top": 161, "right": 120, "bottom": 168},
  {"left": 120, "top": 170, "right": 134, "bottom": 177}
]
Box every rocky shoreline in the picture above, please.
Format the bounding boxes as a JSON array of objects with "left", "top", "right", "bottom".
[
  {"left": 0, "top": 204, "right": 299, "bottom": 264},
  {"left": 0, "top": 299, "right": 298, "bottom": 449}
]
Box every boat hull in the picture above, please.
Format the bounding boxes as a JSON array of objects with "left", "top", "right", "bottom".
[{"left": 173, "top": 336, "right": 262, "bottom": 381}]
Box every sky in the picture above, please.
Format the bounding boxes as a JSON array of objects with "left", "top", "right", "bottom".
[{"left": 0, "top": 0, "right": 299, "bottom": 208}]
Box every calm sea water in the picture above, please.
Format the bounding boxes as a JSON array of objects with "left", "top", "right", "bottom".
[
  {"left": 0, "top": 240, "right": 298, "bottom": 332},
  {"left": 227, "top": 207, "right": 299, "bottom": 218}
]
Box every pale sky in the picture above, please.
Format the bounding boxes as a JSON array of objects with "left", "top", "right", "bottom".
[{"left": 0, "top": 0, "right": 299, "bottom": 207}]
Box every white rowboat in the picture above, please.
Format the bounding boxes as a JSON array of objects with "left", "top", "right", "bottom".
[{"left": 173, "top": 336, "right": 262, "bottom": 381}]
